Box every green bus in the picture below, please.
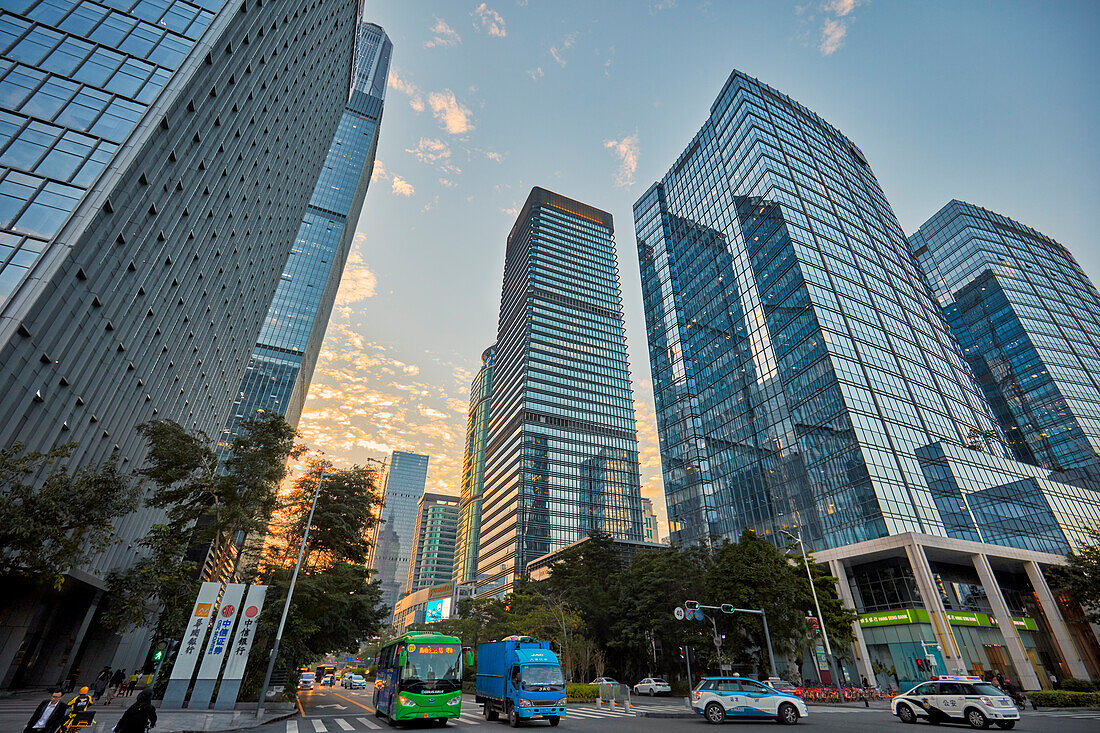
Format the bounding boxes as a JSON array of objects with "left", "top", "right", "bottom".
[{"left": 372, "top": 632, "right": 471, "bottom": 726}]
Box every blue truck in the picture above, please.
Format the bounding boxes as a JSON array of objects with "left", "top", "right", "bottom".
[{"left": 476, "top": 637, "right": 567, "bottom": 727}]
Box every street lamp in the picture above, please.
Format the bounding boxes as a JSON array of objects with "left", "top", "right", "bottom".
[
  {"left": 257, "top": 452, "right": 328, "bottom": 719},
  {"left": 780, "top": 527, "right": 838, "bottom": 687}
]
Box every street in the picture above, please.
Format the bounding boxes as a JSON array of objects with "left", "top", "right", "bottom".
[{"left": 263, "top": 686, "right": 1100, "bottom": 733}]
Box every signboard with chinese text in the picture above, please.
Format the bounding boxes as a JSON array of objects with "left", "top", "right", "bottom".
[{"left": 213, "top": 584, "right": 267, "bottom": 710}]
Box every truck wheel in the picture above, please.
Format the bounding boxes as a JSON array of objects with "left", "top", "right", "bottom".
[
  {"left": 508, "top": 704, "right": 521, "bottom": 727},
  {"left": 548, "top": 716, "right": 560, "bottom": 727},
  {"left": 484, "top": 702, "right": 498, "bottom": 721}
]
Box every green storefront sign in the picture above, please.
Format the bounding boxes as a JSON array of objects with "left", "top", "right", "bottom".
[{"left": 859, "top": 608, "right": 1036, "bottom": 631}]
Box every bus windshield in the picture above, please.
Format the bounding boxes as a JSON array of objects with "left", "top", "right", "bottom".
[
  {"left": 520, "top": 665, "right": 565, "bottom": 691},
  {"left": 401, "top": 642, "right": 461, "bottom": 690}
]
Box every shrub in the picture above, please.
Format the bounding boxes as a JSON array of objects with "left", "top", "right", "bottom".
[
  {"left": 1060, "top": 678, "right": 1096, "bottom": 692},
  {"left": 567, "top": 683, "right": 600, "bottom": 702},
  {"left": 1026, "top": 690, "right": 1100, "bottom": 707}
]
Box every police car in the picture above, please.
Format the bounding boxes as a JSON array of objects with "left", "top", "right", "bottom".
[
  {"left": 891, "top": 676, "right": 1020, "bottom": 729},
  {"left": 691, "top": 676, "right": 808, "bottom": 725}
]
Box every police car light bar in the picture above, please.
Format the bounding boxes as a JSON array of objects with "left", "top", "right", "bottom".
[{"left": 931, "top": 676, "right": 983, "bottom": 681}]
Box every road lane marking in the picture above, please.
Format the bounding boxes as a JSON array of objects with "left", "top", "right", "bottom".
[
  {"left": 356, "top": 717, "right": 381, "bottom": 729},
  {"left": 334, "top": 718, "right": 353, "bottom": 730},
  {"left": 311, "top": 720, "right": 326, "bottom": 732},
  {"left": 331, "top": 691, "right": 376, "bottom": 714},
  {"left": 287, "top": 721, "right": 298, "bottom": 733}
]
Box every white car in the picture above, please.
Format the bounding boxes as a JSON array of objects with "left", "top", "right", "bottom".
[
  {"left": 634, "top": 677, "right": 671, "bottom": 696},
  {"left": 590, "top": 677, "right": 618, "bottom": 685},
  {"left": 891, "top": 676, "right": 1019, "bottom": 729},
  {"left": 691, "top": 676, "right": 808, "bottom": 725},
  {"left": 298, "top": 672, "right": 316, "bottom": 690}
]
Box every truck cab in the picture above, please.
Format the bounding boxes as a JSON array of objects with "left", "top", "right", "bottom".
[{"left": 476, "top": 637, "right": 567, "bottom": 727}]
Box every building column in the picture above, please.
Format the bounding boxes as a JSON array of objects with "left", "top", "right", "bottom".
[
  {"left": 829, "top": 559, "right": 875, "bottom": 684},
  {"left": 972, "top": 554, "right": 1041, "bottom": 690},
  {"left": 904, "top": 541, "right": 967, "bottom": 674},
  {"left": 1024, "top": 561, "right": 1090, "bottom": 679}
]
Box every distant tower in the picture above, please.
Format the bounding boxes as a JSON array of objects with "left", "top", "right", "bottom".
[
  {"left": 478, "top": 187, "right": 644, "bottom": 597},
  {"left": 369, "top": 451, "right": 429, "bottom": 621},
  {"left": 404, "top": 492, "right": 460, "bottom": 595},
  {"left": 454, "top": 344, "right": 496, "bottom": 586}
]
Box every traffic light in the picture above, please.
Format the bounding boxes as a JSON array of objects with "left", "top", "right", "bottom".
[
  {"left": 684, "top": 601, "right": 700, "bottom": 610},
  {"left": 679, "top": 647, "right": 685, "bottom": 660}
]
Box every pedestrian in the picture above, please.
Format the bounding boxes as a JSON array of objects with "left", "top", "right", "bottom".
[
  {"left": 105, "top": 668, "right": 125, "bottom": 704},
  {"left": 126, "top": 671, "right": 139, "bottom": 695},
  {"left": 92, "top": 668, "right": 111, "bottom": 702},
  {"left": 1049, "top": 671, "right": 1058, "bottom": 689},
  {"left": 861, "top": 675, "right": 869, "bottom": 688},
  {"left": 24, "top": 688, "right": 67, "bottom": 733},
  {"left": 113, "top": 689, "right": 157, "bottom": 733},
  {"left": 68, "top": 686, "right": 94, "bottom": 714}
]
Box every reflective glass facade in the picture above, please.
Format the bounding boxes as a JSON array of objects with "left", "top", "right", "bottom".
[
  {"left": 369, "top": 450, "right": 429, "bottom": 620},
  {"left": 909, "top": 200, "right": 1100, "bottom": 474},
  {"left": 478, "top": 187, "right": 644, "bottom": 596},
  {"left": 453, "top": 343, "right": 494, "bottom": 586},
  {"left": 633, "top": 70, "right": 1074, "bottom": 553},
  {"left": 1, "top": 0, "right": 220, "bottom": 302},
  {"left": 404, "top": 492, "right": 458, "bottom": 595},
  {"left": 217, "top": 22, "right": 390, "bottom": 459}
]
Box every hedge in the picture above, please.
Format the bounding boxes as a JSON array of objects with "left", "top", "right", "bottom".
[
  {"left": 1060, "top": 679, "right": 1097, "bottom": 693},
  {"left": 1026, "top": 690, "right": 1100, "bottom": 707},
  {"left": 567, "top": 683, "right": 600, "bottom": 702}
]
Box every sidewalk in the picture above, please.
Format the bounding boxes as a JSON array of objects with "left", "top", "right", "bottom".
[{"left": 0, "top": 694, "right": 296, "bottom": 733}]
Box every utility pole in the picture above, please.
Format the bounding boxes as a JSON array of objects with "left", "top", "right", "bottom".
[
  {"left": 257, "top": 458, "right": 327, "bottom": 719},
  {"left": 782, "top": 528, "right": 839, "bottom": 687}
]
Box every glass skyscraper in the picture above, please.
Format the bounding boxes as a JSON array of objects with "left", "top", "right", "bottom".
[
  {"left": 369, "top": 450, "right": 429, "bottom": 621},
  {"left": 216, "top": 22, "right": 391, "bottom": 462},
  {"left": 636, "top": 69, "right": 1100, "bottom": 689},
  {"left": 909, "top": 200, "right": 1100, "bottom": 476},
  {"left": 453, "top": 343, "right": 495, "bottom": 586},
  {"left": 477, "top": 187, "right": 644, "bottom": 597},
  {"left": 404, "top": 491, "right": 459, "bottom": 595},
  {"left": 0, "top": 0, "right": 359, "bottom": 688}
]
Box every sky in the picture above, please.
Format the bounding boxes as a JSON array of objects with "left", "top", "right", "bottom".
[{"left": 296, "top": 0, "right": 1100, "bottom": 538}]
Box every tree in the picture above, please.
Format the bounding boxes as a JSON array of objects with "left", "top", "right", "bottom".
[
  {"left": 0, "top": 442, "right": 140, "bottom": 587},
  {"left": 1051, "top": 525, "right": 1100, "bottom": 624}
]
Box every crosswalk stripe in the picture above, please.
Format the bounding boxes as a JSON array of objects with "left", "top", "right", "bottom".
[
  {"left": 287, "top": 721, "right": 298, "bottom": 733},
  {"left": 311, "top": 719, "right": 327, "bottom": 732},
  {"left": 356, "top": 716, "right": 381, "bottom": 729},
  {"left": 334, "top": 718, "right": 353, "bottom": 730},
  {"left": 458, "top": 712, "right": 482, "bottom": 721}
]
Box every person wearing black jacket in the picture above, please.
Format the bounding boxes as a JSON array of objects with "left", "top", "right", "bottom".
[
  {"left": 114, "top": 688, "right": 157, "bottom": 733},
  {"left": 24, "top": 689, "right": 67, "bottom": 733}
]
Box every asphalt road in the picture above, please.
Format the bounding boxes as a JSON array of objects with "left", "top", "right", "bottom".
[{"left": 275, "top": 686, "right": 1100, "bottom": 733}]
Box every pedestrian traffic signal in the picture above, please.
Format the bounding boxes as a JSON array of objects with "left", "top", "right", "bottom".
[{"left": 152, "top": 650, "right": 164, "bottom": 662}]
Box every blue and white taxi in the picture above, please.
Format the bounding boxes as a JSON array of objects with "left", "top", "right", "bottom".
[
  {"left": 891, "top": 676, "right": 1020, "bottom": 729},
  {"left": 691, "top": 676, "right": 808, "bottom": 725}
]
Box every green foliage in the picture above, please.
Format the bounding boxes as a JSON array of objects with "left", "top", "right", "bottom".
[
  {"left": 1060, "top": 678, "right": 1097, "bottom": 692},
  {"left": 0, "top": 443, "right": 140, "bottom": 587},
  {"left": 1050, "top": 525, "right": 1100, "bottom": 624},
  {"left": 1026, "top": 690, "right": 1100, "bottom": 707},
  {"left": 566, "top": 683, "right": 599, "bottom": 702}
]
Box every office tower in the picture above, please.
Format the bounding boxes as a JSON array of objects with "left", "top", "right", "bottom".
[
  {"left": 477, "top": 187, "right": 644, "bottom": 597},
  {"left": 369, "top": 450, "right": 429, "bottom": 620},
  {"left": 635, "top": 70, "right": 1100, "bottom": 687},
  {"left": 909, "top": 200, "right": 1100, "bottom": 476},
  {"left": 404, "top": 492, "right": 459, "bottom": 595},
  {"left": 0, "top": 0, "right": 359, "bottom": 688},
  {"left": 453, "top": 343, "right": 495, "bottom": 586},
  {"left": 641, "top": 497, "right": 660, "bottom": 543}
]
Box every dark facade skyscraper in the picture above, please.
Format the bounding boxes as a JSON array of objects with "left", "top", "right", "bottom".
[
  {"left": 453, "top": 343, "right": 495, "bottom": 587},
  {"left": 477, "top": 187, "right": 644, "bottom": 597},
  {"left": 636, "top": 70, "right": 1100, "bottom": 688},
  {"left": 404, "top": 492, "right": 459, "bottom": 595},
  {"left": 909, "top": 200, "right": 1100, "bottom": 476},
  {"left": 0, "top": 0, "right": 359, "bottom": 688},
  {"left": 369, "top": 450, "right": 429, "bottom": 621},
  {"left": 215, "top": 21, "right": 390, "bottom": 460}
]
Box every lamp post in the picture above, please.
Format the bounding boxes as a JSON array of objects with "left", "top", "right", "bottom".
[
  {"left": 781, "top": 528, "right": 839, "bottom": 687},
  {"left": 257, "top": 455, "right": 327, "bottom": 719}
]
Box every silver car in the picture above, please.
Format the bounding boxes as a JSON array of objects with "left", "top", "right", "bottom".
[{"left": 634, "top": 677, "right": 672, "bottom": 695}]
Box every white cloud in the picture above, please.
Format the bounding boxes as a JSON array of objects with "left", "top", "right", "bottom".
[
  {"left": 472, "top": 3, "right": 507, "bottom": 37},
  {"left": 392, "top": 176, "right": 415, "bottom": 196},
  {"left": 650, "top": 0, "right": 677, "bottom": 12},
  {"left": 388, "top": 70, "right": 424, "bottom": 112},
  {"left": 501, "top": 203, "right": 519, "bottom": 218},
  {"left": 604, "top": 132, "right": 640, "bottom": 189},
  {"left": 424, "top": 18, "right": 461, "bottom": 48},
  {"left": 334, "top": 248, "right": 377, "bottom": 306},
  {"left": 428, "top": 89, "right": 473, "bottom": 134},
  {"left": 824, "top": 0, "right": 865, "bottom": 17},
  {"left": 820, "top": 17, "right": 847, "bottom": 55},
  {"left": 549, "top": 33, "right": 576, "bottom": 67},
  {"left": 439, "top": 178, "right": 458, "bottom": 188},
  {"left": 406, "top": 137, "right": 451, "bottom": 165},
  {"left": 484, "top": 150, "right": 503, "bottom": 163},
  {"left": 526, "top": 67, "right": 544, "bottom": 81},
  {"left": 371, "top": 160, "right": 386, "bottom": 182}
]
